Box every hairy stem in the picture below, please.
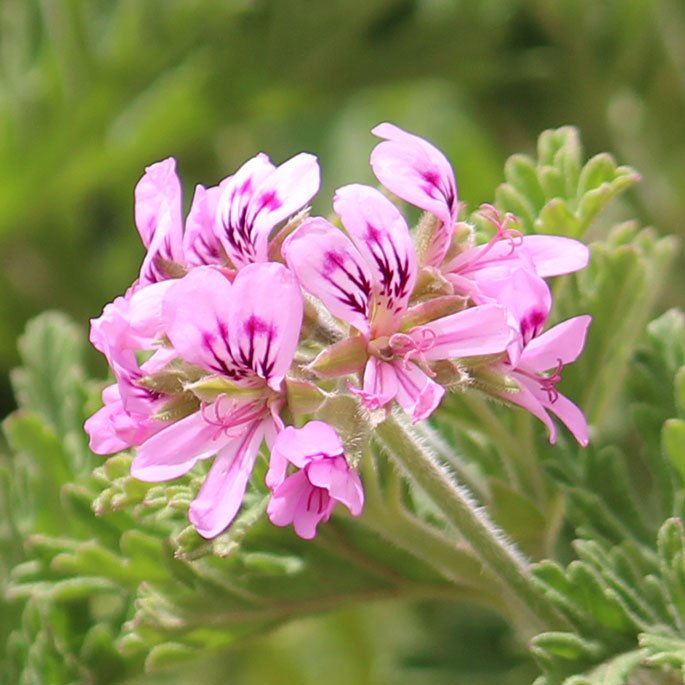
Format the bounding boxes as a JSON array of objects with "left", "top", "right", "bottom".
[{"left": 374, "top": 412, "right": 569, "bottom": 632}]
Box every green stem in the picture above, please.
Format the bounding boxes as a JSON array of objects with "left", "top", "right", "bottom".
[{"left": 375, "top": 412, "right": 568, "bottom": 632}]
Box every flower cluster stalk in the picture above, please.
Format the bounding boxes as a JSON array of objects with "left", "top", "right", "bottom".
[{"left": 375, "top": 412, "right": 569, "bottom": 631}]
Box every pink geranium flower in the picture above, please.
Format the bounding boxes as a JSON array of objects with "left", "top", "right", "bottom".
[
  {"left": 501, "top": 315, "right": 592, "bottom": 446},
  {"left": 133, "top": 152, "right": 320, "bottom": 285},
  {"left": 370, "top": 124, "right": 589, "bottom": 361},
  {"left": 85, "top": 281, "right": 176, "bottom": 453},
  {"left": 283, "top": 184, "right": 512, "bottom": 422},
  {"left": 266, "top": 421, "right": 364, "bottom": 539},
  {"left": 129, "top": 262, "right": 304, "bottom": 538}
]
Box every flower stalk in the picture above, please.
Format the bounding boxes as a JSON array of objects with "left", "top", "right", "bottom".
[{"left": 374, "top": 411, "right": 569, "bottom": 632}]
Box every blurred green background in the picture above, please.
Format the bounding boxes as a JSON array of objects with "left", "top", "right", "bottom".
[{"left": 1, "top": 1, "right": 684, "bottom": 682}]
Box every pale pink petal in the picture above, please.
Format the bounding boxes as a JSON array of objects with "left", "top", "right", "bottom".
[
  {"left": 292, "top": 491, "right": 335, "bottom": 540},
  {"left": 216, "top": 154, "right": 276, "bottom": 267},
  {"left": 85, "top": 384, "right": 163, "bottom": 454},
  {"left": 283, "top": 218, "right": 373, "bottom": 335},
  {"left": 520, "top": 235, "right": 590, "bottom": 277},
  {"left": 249, "top": 152, "right": 320, "bottom": 239},
  {"left": 267, "top": 470, "right": 312, "bottom": 528},
  {"left": 519, "top": 315, "right": 592, "bottom": 372},
  {"left": 392, "top": 361, "right": 445, "bottom": 422},
  {"left": 334, "top": 184, "right": 417, "bottom": 333},
  {"left": 228, "top": 262, "right": 304, "bottom": 390},
  {"left": 360, "top": 357, "right": 399, "bottom": 409},
  {"left": 163, "top": 267, "right": 242, "bottom": 377},
  {"left": 423, "top": 304, "right": 512, "bottom": 360},
  {"left": 266, "top": 421, "right": 344, "bottom": 489},
  {"left": 134, "top": 158, "right": 183, "bottom": 249},
  {"left": 371, "top": 123, "right": 457, "bottom": 267},
  {"left": 500, "top": 375, "right": 558, "bottom": 444},
  {"left": 543, "top": 391, "right": 589, "bottom": 447},
  {"left": 127, "top": 280, "right": 176, "bottom": 343},
  {"left": 131, "top": 411, "right": 220, "bottom": 481},
  {"left": 307, "top": 457, "right": 364, "bottom": 516},
  {"left": 189, "top": 420, "right": 266, "bottom": 538},
  {"left": 475, "top": 267, "right": 551, "bottom": 342},
  {"left": 183, "top": 184, "right": 226, "bottom": 267}
]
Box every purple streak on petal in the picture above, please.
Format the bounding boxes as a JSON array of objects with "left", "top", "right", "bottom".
[
  {"left": 334, "top": 184, "right": 417, "bottom": 333},
  {"left": 228, "top": 262, "right": 303, "bottom": 389},
  {"left": 283, "top": 218, "right": 373, "bottom": 335},
  {"left": 216, "top": 154, "right": 276, "bottom": 268},
  {"left": 371, "top": 123, "right": 457, "bottom": 267},
  {"left": 359, "top": 357, "right": 399, "bottom": 409},
  {"left": 392, "top": 361, "right": 445, "bottom": 422},
  {"left": 519, "top": 316, "right": 592, "bottom": 373},
  {"left": 163, "top": 267, "right": 245, "bottom": 379},
  {"left": 216, "top": 153, "right": 320, "bottom": 269},
  {"left": 184, "top": 183, "right": 226, "bottom": 267}
]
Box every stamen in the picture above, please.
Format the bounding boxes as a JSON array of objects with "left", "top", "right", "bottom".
[
  {"left": 388, "top": 327, "right": 437, "bottom": 377},
  {"left": 451, "top": 205, "right": 524, "bottom": 275},
  {"left": 199, "top": 393, "right": 266, "bottom": 440},
  {"left": 516, "top": 358, "right": 564, "bottom": 404}
]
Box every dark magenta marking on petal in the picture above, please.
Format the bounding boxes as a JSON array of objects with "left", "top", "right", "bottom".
[
  {"left": 322, "top": 251, "right": 372, "bottom": 317},
  {"left": 257, "top": 190, "right": 282, "bottom": 212},
  {"left": 520, "top": 309, "right": 547, "bottom": 346},
  {"left": 421, "top": 170, "right": 457, "bottom": 216}
]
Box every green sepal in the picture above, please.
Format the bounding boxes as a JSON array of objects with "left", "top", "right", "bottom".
[
  {"left": 400, "top": 295, "right": 466, "bottom": 331},
  {"left": 285, "top": 377, "right": 326, "bottom": 418},
  {"left": 308, "top": 335, "right": 366, "bottom": 379}
]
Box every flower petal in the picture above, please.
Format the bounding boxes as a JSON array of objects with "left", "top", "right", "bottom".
[
  {"left": 135, "top": 159, "right": 185, "bottom": 284},
  {"left": 183, "top": 183, "right": 226, "bottom": 267},
  {"left": 521, "top": 235, "right": 590, "bottom": 277},
  {"left": 500, "top": 375, "right": 558, "bottom": 444},
  {"left": 134, "top": 158, "right": 183, "bottom": 249},
  {"left": 520, "top": 316, "right": 592, "bottom": 372},
  {"left": 334, "top": 184, "right": 417, "bottom": 333},
  {"left": 249, "top": 152, "right": 320, "bottom": 238},
  {"left": 359, "top": 357, "right": 399, "bottom": 409},
  {"left": 371, "top": 123, "right": 457, "bottom": 267},
  {"left": 284, "top": 218, "right": 373, "bottom": 335},
  {"left": 216, "top": 154, "right": 276, "bottom": 267},
  {"left": 392, "top": 361, "right": 445, "bottom": 422},
  {"left": 163, "top": 267, "right": 242, "bottom": 378},
  {"left": 189, "top": 420, "right": 266, "bottom": 538},
  {"left": 266, "top": 421, "right": 344, "bottom": 488},
  {"left": 131, "top": 411, "right": 219, "bottom": 481},
  {"left": 267, "top": 470, "right": 311, "bottom": 528},
  {"left": 423, "top": 304, "right": 512, "bottom": 360},
  {"left": 216, "top": 153, "right": 320, "bottom": 268},
  {"left": 228, "top": 262, "right": 304, "bottom": 390},
  {"left": 307, "top": 456, "right": 364, "bottom": 516}
]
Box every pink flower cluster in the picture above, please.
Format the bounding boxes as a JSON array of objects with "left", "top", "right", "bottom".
[{"left": 85, "top": 124, "right": 591, "bottom": 540}]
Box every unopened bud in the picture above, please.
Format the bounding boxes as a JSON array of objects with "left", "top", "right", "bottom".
[
  {"left": 400, "top": 295, "right": 466, "bottom": 331},
  {"left": 268, "top": 208, "right": 311, "bottom": 262},
  {"left": 412, "top": 266, "right": 454, "bottom": 301},
  {"left": 285, "top": 377, "right": 327, "bottom": 417},
  {"left": 184, "top": 376, "right": 261, "bottom": 403},
  {"left": 308, "top": 335, "right": 366, "bottom": 378}
]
